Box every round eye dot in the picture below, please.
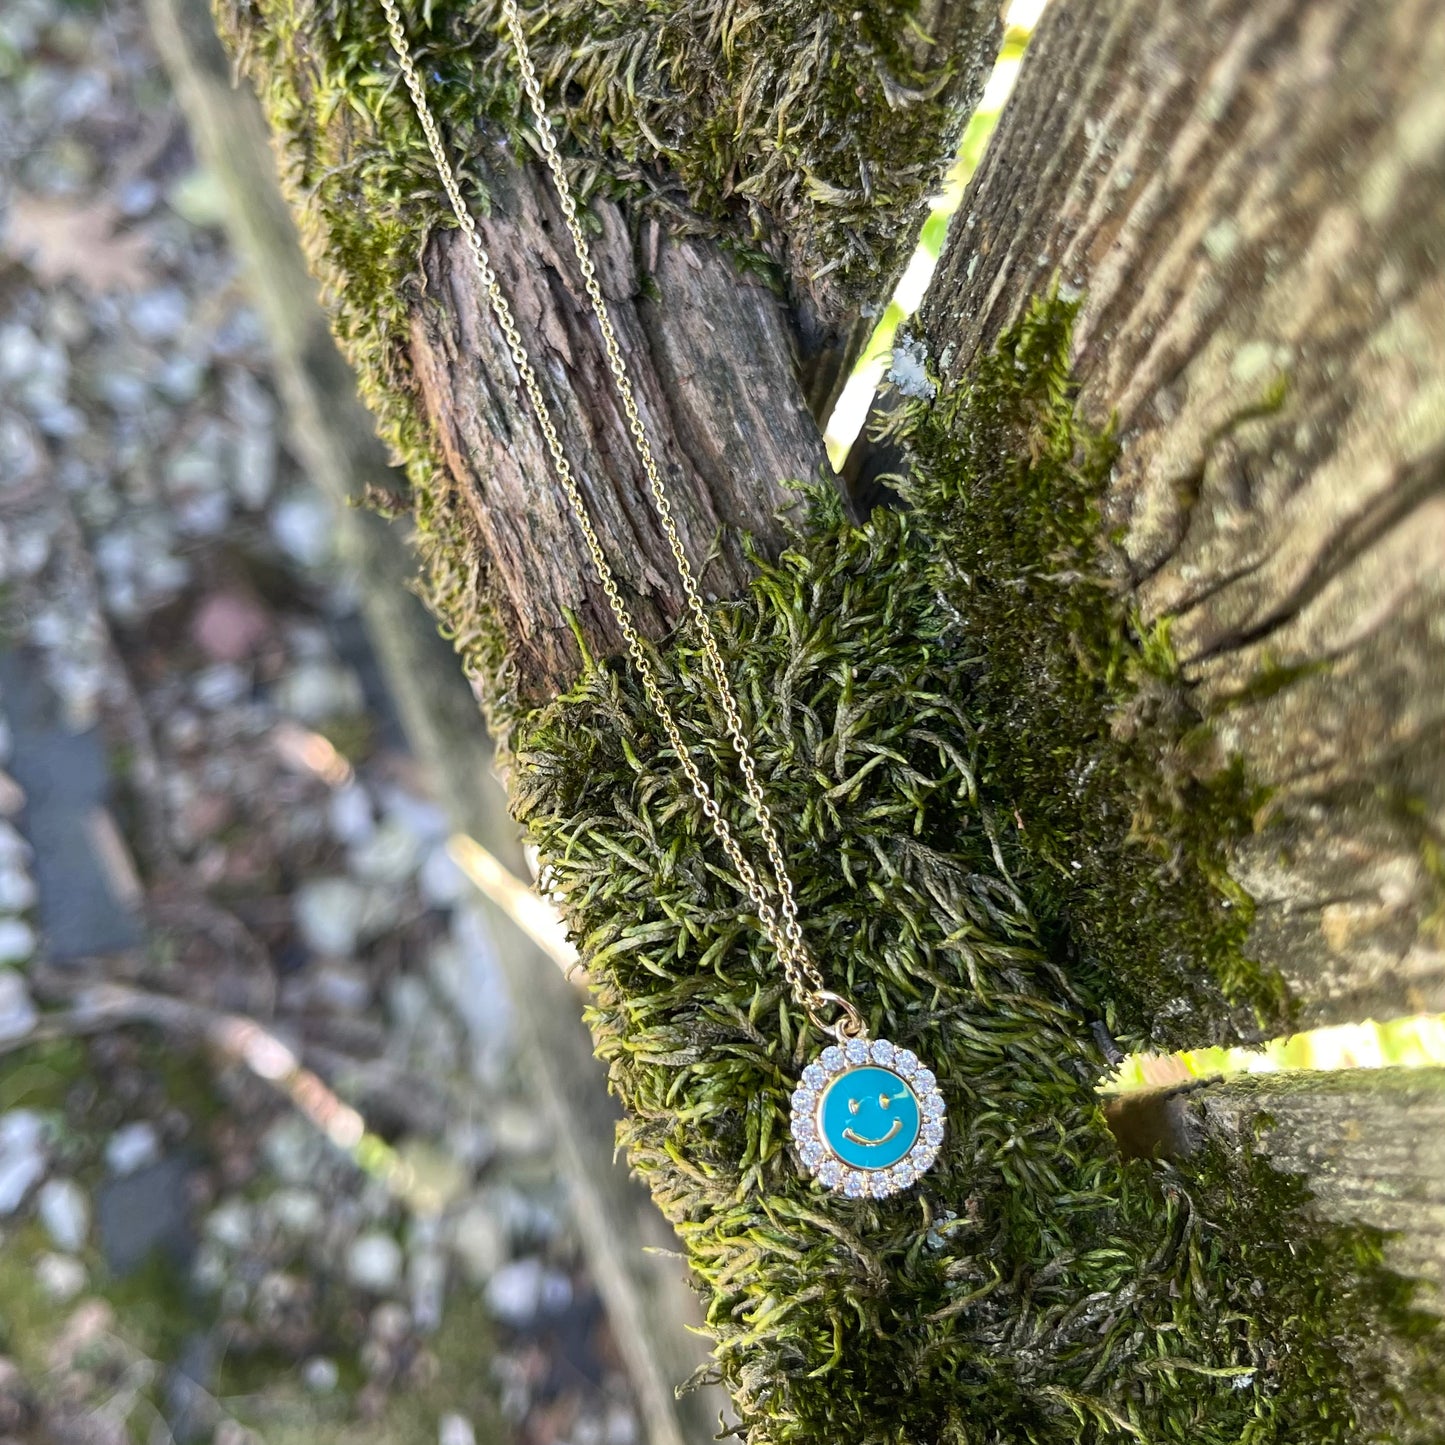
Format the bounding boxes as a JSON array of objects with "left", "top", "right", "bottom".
[
  {"left": 879, "top": 1094, "right": 891, "bottom": 1109},
  {"left": 848, "top": 1097, "right": 861, "bottom": 1115}
]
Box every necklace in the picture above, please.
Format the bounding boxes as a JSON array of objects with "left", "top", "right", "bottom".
[{"left": 380, "top": 0, "right": 946, "bottom": 1199}]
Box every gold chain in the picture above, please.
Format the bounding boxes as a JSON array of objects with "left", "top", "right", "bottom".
[{"left": 380, "top": 0, "right": 862, "bottom": 1036}]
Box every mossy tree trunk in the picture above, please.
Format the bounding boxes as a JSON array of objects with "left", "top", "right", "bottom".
[
  {"left": 214, "top": 0, "right": 1445, "bottom": 1439},
  {"left": 146, "top": 3, "right": 725, "bottom": 1439}
]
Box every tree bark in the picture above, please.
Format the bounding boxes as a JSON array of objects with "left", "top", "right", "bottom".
[
  {"left": 211, "top": 0, "right": 1006, "bottom": 703},
  {"left": 408, "top": 176, "right": 826, "bottom": 700},
  {"left": 921, "top": 0, "right": 1445, "bottom": 1028}
]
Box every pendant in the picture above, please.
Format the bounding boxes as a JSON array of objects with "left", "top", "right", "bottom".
[{"left": 790, "top": 1038, "right": 945, "bottom": 1198}]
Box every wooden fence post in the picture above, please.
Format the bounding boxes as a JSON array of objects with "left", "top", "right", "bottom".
[{"left": 143, "top": 1, "right": 723, "bottom": 1438}]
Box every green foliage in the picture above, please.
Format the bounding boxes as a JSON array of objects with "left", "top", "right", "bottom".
[
  {"left": 0, "top": 1223, "right": 69, "bottom": 1370},
  {"left": 503, "top": 298, "right": 1438, "bottom": 1443},
  {"left": 0, "top": 1038, "right": 88, "bottom": 1112}
]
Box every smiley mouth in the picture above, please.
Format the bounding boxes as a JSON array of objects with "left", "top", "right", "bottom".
[{"left": 841, "top": 1120, "right": 902, "bottom": 1147}]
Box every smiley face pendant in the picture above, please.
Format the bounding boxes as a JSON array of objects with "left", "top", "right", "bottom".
[{"left": 789, "top": 1038, "right": 945, "bottom": 1198}]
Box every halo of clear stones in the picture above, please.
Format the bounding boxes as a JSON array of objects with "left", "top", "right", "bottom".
[{"left": 790, "top": 1038, "right": 946, "bottom": 1198}]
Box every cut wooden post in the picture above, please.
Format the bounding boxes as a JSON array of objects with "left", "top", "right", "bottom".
[
  {"left": 210, "top": 0, "right": 1003, "bottom": 701},
  {"left": 1108, "top": 1066, "right": 1445, "bottom": 1440},
  {"left": 1113, "top": 1068, "right": 1445, "bottom": 1315}
]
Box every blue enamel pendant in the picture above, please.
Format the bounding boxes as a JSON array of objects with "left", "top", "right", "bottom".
[{"left": 790, "top": 1038, "right": 945, "bottom": 1198}]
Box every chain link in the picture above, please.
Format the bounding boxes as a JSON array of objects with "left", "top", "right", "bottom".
[{"left": 379, "top": 0, "right": 860, "bottom": 1034}]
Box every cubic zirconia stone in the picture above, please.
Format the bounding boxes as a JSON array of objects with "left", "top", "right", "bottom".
[
  {"left": 891, "top": 1162, "right": 917, "bottom": 1189},
  {"left": 792, "top": 1116, "right": 817, "bottom": 1143},
  {"left": 869, "top": 1040, "right": 896, "bottom": 1066},
  {"left": 802, "top": 1063, "right": 826, "bottom": 1090},
  {"left": 922, "top": 1121, "right": 945, "bottom": 1147},
  {"left": 913, "top": 1067, "right": 937, "bottom": 1093},
  {"left": 820, "top": 1046, "right": 846, "bottom": 1073},
  {"left": 842, "top": 1170, "right": 866, "bottom": 1198},
  {"left": 818, "top": 1159, "right": 843, "bottom": 1188},
  {"left": 923, "top": 1093, "right": 945, "bottom": 1118},
  {"left": 893, "top": 1049, "right": 919, "bottom": 1077},
  {"left": 791, "top": 1086, "right": 816, "bottom": 1113},
  {"left": 800, "top": 1141, "right": 825, "bottom": 1169},
  {"left": 910, "top": 1144, "right": 936, "bottom": 1170},
  {"left": 844, "top": 1039, "right": 870, "bottom": 1066},
  {"left": 867, "top": 1172, "right": 895, "bottom": 1199}
]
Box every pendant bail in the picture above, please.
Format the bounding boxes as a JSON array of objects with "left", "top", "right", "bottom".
[{"left": 806, "top": 991, "right": 868, "bottom": 1042}]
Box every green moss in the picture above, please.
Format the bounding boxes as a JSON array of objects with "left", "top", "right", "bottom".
[
  {"left": 100, "top": 1249, "right": 203, "bottom": 1362},
  {"left": 1181, "top": 1082, "right": 1445, "bottom": 1445},
  {"left": 498, "top": 297, "right": 1436, "bottom": 1442},
  {"left": 217, "top": 1289, "right": 503, "bottom": 1445},
  {"left": 0, "top": 1039, "right": 88, "bottom": 1112},
  {"left": 0, "top": 1223, "right": 69, "bottom": 1372},
  {"left": 884, "top": 298, "right": 1288, "bottom": 1043},
  {"left": 218, "top": 0, "right": 985, "bottom": 313}
]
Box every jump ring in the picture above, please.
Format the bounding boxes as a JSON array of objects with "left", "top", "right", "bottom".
[{"left": 805, "top": 991, "right": 869, "bottom": 1043}]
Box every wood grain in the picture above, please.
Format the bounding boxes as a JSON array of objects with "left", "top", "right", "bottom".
[{"left": 921, "top": 0, "right": 1445, "bottom": 1026}]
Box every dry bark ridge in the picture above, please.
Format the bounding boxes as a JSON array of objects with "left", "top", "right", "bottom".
[
  {"left": 922, "top": 0, "right": 1445, "bottom": 1027},
  {"left": 409, "top": 167, "right": 826, "bottom": 697}
]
